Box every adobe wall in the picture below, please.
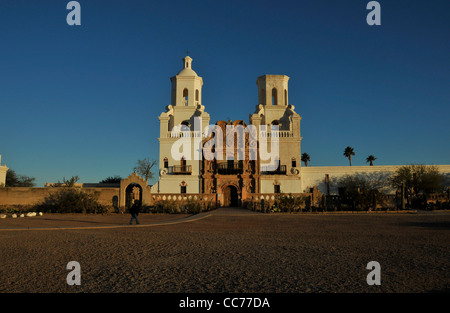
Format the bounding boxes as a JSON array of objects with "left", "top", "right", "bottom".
[{"left": 0, "top": 187, "right": 119, "bottom": 206}]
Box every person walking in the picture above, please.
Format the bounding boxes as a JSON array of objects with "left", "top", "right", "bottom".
[{"left": 129, "top": 200, "right": 140, "bottom": 225}]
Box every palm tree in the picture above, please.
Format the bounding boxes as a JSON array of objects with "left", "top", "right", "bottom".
[
  {"left": 366, "top": 155, "right": 376, "bottom": 166},
  {"left": 301, "top": 153, "right": 310, "bottom": 167},
  {"left": 343, "top": 146, "right": 355, "bottom": 166}
]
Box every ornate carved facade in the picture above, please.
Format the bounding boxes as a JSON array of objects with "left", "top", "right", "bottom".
[{"left": 201, "top": 120, "right": 262, "bottom": 206}]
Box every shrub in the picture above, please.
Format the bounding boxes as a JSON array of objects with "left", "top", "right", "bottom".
[
  {"left": 276, "top": 194, "right": 306, "bottom": 212},
  {"left": 153, "top": 200, "right": 178, "bottom": 213},
  {"left": 36, "top": 187, "right": 106, "bottom": 214},
  {"left": 0, "top": 205, "right": 35, "bottom": 214},
  {"left": 185, "top": 199, "right": 203, "bottom": 214}
]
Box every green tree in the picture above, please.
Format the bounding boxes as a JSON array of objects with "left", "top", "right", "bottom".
[
  {"left": 337, "top": 173, "right": 389, "bottom": 210},
  {"left": 366, "top": 155, "right": 377, "bottom": 166},
  {"left": 51, "top": 176, "right": 80, "bottom": 187},
  {"left": 36, "top": 187, "right": 105, "bottom": 214},
  {"left": 301, "top": 153, "right": 310, "bottom": 167},
  {"left": 99, "top": 176, "right": 122, "bottom": 184},
  {"left": 5, "top": 169, "right": 35, "bottom": 187},
  {"left": 343, "top": 146, "right": 355, "bottom": 166},
  {"left": 390, "top": 164, "right": 444, "bottom": 196},
  {"left": 133, "top": 158, "right": 157, "bottom": 182}
]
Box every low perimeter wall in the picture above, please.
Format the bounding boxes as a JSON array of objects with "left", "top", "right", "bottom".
[{"left": 0, "top": 187, "right": 119, "bottom": 207}]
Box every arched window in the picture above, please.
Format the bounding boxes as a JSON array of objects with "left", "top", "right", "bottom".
[
  {"left": 272, "top": 88, "right": 277, "bottom": 105},
  {"left": 271, "top": 120, "right": 279, "bottom": 131},
  {"left": 195, "top": 89, "right": 199, "bottom": 102},
  {"left": 164, "top": 157, "right": 169, "bottom": 169},
  {"left": 291, "top": 158, "right": 296, "bottom": 168},
  {"left": 284, "top": 89, "right": 287, "bottom": 106},
  {"left": 183, "top": 88, "right": 189, "bottom": 106},
  {"left": 181, "top": 120, "right": 190, "bottom": 129},
  {"left": 180, "top": 181, "right": 187, "bottom": 194}
]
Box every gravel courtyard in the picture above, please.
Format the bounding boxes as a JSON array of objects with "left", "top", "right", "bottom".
[{"left": 0, "top": 209, "right": 449, "bottom": 293}]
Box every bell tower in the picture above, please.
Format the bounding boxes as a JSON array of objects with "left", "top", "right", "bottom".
[
  {"left": 159, "top": 56, "right": 210, "bottom": 134},
  {"left": 251, "top": 74, "right": 298, "bottom": 133},
  {"left": 170, "top": 56, "right": 203, "bottom": 108},
  {"left": 155, "top": 56, "right": 210, "bottom": 194},
  {"left": 256, "top": 75, "right": 289, "bottom": 106},
  {"left": 250, "top": 74, "right": 302, "bottom": 188}
]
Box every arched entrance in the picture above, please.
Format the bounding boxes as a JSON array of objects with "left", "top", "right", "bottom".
[
  {"left": 223, "top": 185, "right": 239, "bottom": 207},
  {"left": 125, "top": 183, "right": 142, "bottom": 209},
  {"left": 119, "top": 173, "right": 152, "bottom": 210}
]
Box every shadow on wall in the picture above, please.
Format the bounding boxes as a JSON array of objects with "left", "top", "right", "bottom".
[{"left": 315, "top": 171, "right": 394, "bottom": 195}]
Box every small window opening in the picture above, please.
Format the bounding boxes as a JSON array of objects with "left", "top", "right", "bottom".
[{"left": 274, "top": 185, "right": 281, "bottom": 193}]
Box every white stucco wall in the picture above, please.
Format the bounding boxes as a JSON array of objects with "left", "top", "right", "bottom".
[
  {"left": 260, "top": 176, "right": 302, "bottom": 194},
  {"left": 300, "top": 165, "right": 450, "bottom": 195},
  {"left": 152, "top": 175, "right": 201, "bottom": 194}
]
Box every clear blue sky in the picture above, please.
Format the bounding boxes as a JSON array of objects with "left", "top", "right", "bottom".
[{"left": 1, "top": 0, "right": 449, "bottom": 187}]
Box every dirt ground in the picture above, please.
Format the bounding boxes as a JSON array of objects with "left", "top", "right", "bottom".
[{"left": 0, "top": 209, "right": 449, "bottom": 293}]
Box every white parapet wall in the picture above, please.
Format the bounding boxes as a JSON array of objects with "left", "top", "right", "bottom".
[{"left": 300, "top": 165, "right": 450, "bottom": 195}]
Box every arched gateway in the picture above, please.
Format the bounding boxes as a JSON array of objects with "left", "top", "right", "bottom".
[{"left": 119, "top": 173, "right": 152, "bottom": 210}]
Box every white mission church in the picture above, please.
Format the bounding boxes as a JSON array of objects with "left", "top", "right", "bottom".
[
  {"left": 150, "top": 56, "right": 450, "bottom": 206},
  {"left": 1, "top": 56, "right": 448, "bottom": 208}
]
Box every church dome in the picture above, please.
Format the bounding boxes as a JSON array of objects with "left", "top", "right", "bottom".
[{"left": 177, "top": 67, "right": 198, "bottom": 76}]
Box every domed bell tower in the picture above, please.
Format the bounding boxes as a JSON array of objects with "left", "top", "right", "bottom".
[
  {"left": 156, "top": 56, "right": 210, "bottom": 194},
  {"left": 170, "top": 56, "right": 203, "bottom": 109}
]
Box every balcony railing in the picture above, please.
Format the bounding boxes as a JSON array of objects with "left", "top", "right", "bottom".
[
  {"left": 172, "top": 165, "right": 192, "bottom": 175},
  {"left": 167, "top": 131, "right": 203, "bottom": 138},
  {"left": 261, "top": 165, "right": 287, "bottom": 175},
  {"left": 259, "top": 130, "right": 293, "bottom": 138},
  {"left": 216, "top": 162, "right": 243, "bottom": 175}
]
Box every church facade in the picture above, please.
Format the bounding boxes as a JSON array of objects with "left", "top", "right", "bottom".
[
  {"left": 151, "top": 56, "right": 450, "bottom": 207},
  {"left": 152, "top": 56, "right": 304, "bottom": 206}
]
